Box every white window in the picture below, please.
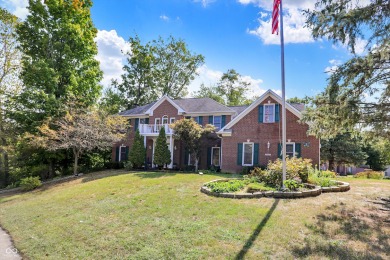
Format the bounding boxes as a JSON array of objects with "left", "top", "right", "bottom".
[
  {"left": 213, "top": 116, "right": 222, "bottom": 130},
  {"left": 162, "top": 115, "right": 168, "bottom": 124},
  {"left": 286, "top": 143, "right": 295, "bottom": 158},
  {"left": 193, "top": 116, "right": 199, "bottom": 124},
  {"left": 242, "top": 142, "right": 254, "bottom": 166},
  {"left": 264, "top": 104, "right": 275, "bottom": 123},
  {"left": 170, "top": 117, "right": 175, "bottom": 124},
  {"left": 119, "top": 146, "right": 127, "bottom": 162},
  {"left": 212, "top": 147, "right": 220, "bottom": 166},
  {"left": 140, "top": 118, "right": 146, "bottom": 124},
  {"left": 155, "top": 118, "right": 161, "bottom": 125}
]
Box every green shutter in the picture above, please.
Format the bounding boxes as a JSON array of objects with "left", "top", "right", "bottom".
[
  {"left": 134, "top": 118, "right": 139, "bottom": 131},
  {"left": 198, "top": 116, "right": 203, "bottom": 125},
  {"left": 221, "top": 115, "right": 226, "bottom": 128},
  {"left": 237, "top": 143, "right": 243, "bottom": 165},
  {"left": 115, "top": 146, "right": 120, "bottom": 162},
  {"left": 254, "top": 143, "right": 259, "bottom": 165},
  {"left": 207, "top": 147, "right": 211, "bottom": 167},
  {"left": 184, "top": 148, "right": 189, "bottom": 165},
  {"left": 209, "top": 115, "right": 213, "bottom": 125},
  {"left": 258, "top": 105, "right": 264, "bottom": 123},
  {"left": 125, "top": 146, "right": 129, "bottom": 161},
  {"left": 275, "top": 104, "right": 280, "bottom": 122},
  {"left": 278, "top": 143, "right": 282, "bottom": 159},
  {"left": 295, "top": 143, "right": 301, "bottom": 158},
  {"left": 145, "top": 118, "right": 149, "bottom": 124}
]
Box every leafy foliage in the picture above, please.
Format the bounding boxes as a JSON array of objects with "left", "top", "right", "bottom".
[
  {"left": 354, "top": 170, "right": 384, "bottom": 179},
  {"left": 26, "top": 107, "right": 128, "bottom": 175},
  {"left": 205, "top": 180, "right": 247, "bottom": 193},
  {"left": 308, "top": 168, "right": 337, "bottom": 187},
  {"left": 320, "top": 133, "right": 367, "bottom": 170},
  {"left": 246, "top": 182, "right": 275, "bottom": 193},
  {"left": 20, "top": 176, "right": 42, "bottom": 191},
  {"left": 112, "top": 35, "right": 204, "bottom": 110},
  {"left": 193, "top": 69, "right": 254, "bottom": 106},
  {"left": 283, "top": 179, "right": 303, "bottom": 191},
  {"left": 153, "top": 127, "right": 171, "bottom": 168},
  {"left": 129, "top": 130, "right": 146, "bottom": 169},
  {"left": 303, "top": 0, "right": 390, "bottom": 138},
  {"left": 171, "top": 118, "right": 215, "bottom": 171},
  {"left": 14, "top": 0, "right": 103, "bottom": 131}
]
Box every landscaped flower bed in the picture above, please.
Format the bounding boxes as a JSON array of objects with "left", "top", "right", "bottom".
[{"left": 200, "top": 158, "right": 350, "bottom": 199}]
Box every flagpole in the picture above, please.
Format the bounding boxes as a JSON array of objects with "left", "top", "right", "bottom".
[{"left": 280, "top": 0, "right": 287, "bottom": 189}]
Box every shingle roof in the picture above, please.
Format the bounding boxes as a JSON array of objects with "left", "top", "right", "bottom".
[
  {"left": 290, "top": 103, "right": 305, "bottom": 112},
  {"left": 118, "top": 101, "right": 156, "bottom": 116},
  {"left": 118, "top": 97, "right": 234, "bottom": 116},
  {"left": 229, "top": 105, "right": 249, "bottom": 118},
  {"left": 173, "top": 97, "right": 235, "bottom": 113}
]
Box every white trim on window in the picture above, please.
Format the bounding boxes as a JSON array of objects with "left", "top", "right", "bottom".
[
  {"left": 162, "top": 115, "right": 168, "bottom": 125},
  {"left": 211, "top": 147, "right": 220, "bottom": 167},
  {"left": 170, "top": 117, "right": 175, "bottom": 124},
  {"left": 286, "top": 142, "right": 295, "bottom": 158},
  {"left": 119, "top": 145, "right": 126, "bottom": 162},
  {"left": 263, "top": 103, "right": 275, "bottom": 123},
  {"left": 242, "top": 142, "right": 254, "bottom": 166}
]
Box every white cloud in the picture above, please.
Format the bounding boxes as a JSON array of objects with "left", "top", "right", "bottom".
[
  {"left": 324, "top": 59, "right": 342, "bottom": 75},
  {"left": 240, "top": 0, "right": 315, "bottom": 44},
  {"left": 159, "top": 15, "right": 170, "bottom": 21},
  {"left": 188, "top": 65, "right": 279, "bottom": 99},
  {"left": 2, "top": 0, "right": 29, "bottom": 19},
  {"left": 95, "top": 30, "right": 130, "bottom": 88},
  {"left": 193, "top": 0, "right": 216, "bottom": 8}
]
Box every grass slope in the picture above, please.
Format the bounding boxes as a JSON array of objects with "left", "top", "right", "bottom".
[{"left": 0, "top": 171, "right": 389, "bottom": 259}]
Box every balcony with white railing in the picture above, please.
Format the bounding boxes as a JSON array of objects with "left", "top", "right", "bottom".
[{"left": 138, "top": 124, "right": 174, "bottom": 135}]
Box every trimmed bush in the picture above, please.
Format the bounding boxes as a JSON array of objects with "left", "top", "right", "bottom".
[
  {"left": 319, "top": 170, "right": 337, "bottom": 178},
  {"left": 20, "top": 176, "right": 42, "bottom": 191},
  {"left": 354, "top": 170, "right": 384, "bottom": 179},
  {"left": 205, "top": 180, "right": 247, "bottom": 193}
]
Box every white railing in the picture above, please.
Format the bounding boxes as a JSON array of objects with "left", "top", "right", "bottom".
[{"left": 138, "top": 124, "right": 174, "bottom": 134}]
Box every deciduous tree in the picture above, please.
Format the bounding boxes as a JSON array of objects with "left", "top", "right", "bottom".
[
  {"left": 27, "top": 109, "right": 128, "bottom": 175},
  {"left": 303, "top": 0, "right": 390, "bottom": 138},
  {"left": 171, "top": 119, "right": 215, "bottom": 171},
  {"left": 14, "top": 0, "right": 103, "bottom": 131},
  {"left": 0, "top": 8, "right": 21, "bottom": 187}
]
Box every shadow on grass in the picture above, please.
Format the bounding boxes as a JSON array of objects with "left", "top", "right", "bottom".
[
  {"left": 291, "top": 202, "right": 390, "bottom": 259},
  {"left": 234, "top": 199, "right": 280, "bottom": 260}
]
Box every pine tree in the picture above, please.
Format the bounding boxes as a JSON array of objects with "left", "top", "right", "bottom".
[
  {"left": 129, "top": 130, "right": 146, "bottom": 169},
  {"left": 153, "top": 127, "right": 171, "bottom": 168}
]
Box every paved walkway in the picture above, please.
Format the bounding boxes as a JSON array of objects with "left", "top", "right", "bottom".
[{"left": 0, "top": 227, "right": 21, "bottom": 259}]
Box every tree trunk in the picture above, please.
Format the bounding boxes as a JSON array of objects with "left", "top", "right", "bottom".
[
  {"left": 329, "top": 158, "right": 335, "bottom": 171},
  {"left": 73, "top": 148, "right": 80, "bottom": 176},
  {"left": 195, "top": 157, "right": 199, "bottom": 172},
  {"left": 0, "top": 136, "right": 9, "bottom": 187}
]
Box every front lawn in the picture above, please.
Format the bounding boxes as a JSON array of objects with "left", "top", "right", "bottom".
[{"left": 0, "top": 171, "right": 389, "bottom": 259}]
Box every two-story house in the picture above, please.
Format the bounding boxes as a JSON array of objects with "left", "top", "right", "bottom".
[{"left": 112, "top": 89, "right": 320, "bottom": 173}]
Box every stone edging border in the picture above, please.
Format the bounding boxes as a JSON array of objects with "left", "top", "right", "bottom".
[{"left": 200, "top": 179, "right": 350, "bottom": 199}]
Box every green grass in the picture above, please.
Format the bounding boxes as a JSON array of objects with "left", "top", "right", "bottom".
[{"left": 0, "top": 170, "right": 389, "bottom": 259}]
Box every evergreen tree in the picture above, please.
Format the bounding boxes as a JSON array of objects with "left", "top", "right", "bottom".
[
  {"left": 303, "top": 0, "right": 389, "bottom": 138},
  {"left": 153, "top": 127, "right": 171, "bottom": 168},
  {"left": 129, "top": 130, "right": 146, "bottom": 169}
]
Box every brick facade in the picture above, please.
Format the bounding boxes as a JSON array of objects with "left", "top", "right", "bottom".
[{"left": 221, "top": 97, "right": 319, "bottom": 173}]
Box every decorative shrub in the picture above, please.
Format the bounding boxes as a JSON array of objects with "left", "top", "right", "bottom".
[
  {"left": 123, "top": 161, "right": 134, "bottom": 170},
  {"left": 283, "top": 179, "right": 303, "bottom": 191},
  {"left": 205, "top": 180, "right": 248, "bottom": 193},
  {"left": 247, "top": 182, "right": 275, "bottom": 193},
  {"left": 319, "top": 170, "right": 337, "bottom": 178},
  {"left": 20, "top": 176, "right": 42, "bottom": 191},
  {"left": 308, "top": 170, "right": 337, "bottom": 187},
  {"left": 354, "top": 171, "right": 384, "bottom": 179}
]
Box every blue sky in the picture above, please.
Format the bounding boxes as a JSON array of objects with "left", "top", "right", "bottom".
[{"left": 2, "top": 0, "right": 367, "bottom": 99}]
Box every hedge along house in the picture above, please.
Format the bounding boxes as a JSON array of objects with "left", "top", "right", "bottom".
[{"left": 113, "top": 90, "right": 320, "bottom": 173}]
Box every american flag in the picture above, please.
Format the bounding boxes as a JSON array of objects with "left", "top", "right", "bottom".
[{"left": 272, "top": 0, "right": 280, "bottom": 34}]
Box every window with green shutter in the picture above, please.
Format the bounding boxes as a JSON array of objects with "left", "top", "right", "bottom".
[
  {"left": 258, "top": 105, "right": 264, "bottom": 123},
  {"left": 254, "top": 143, "right": 259, "bottom": 165},
  {"left": 275, "top": 104, "right": 280, "bottom": 122},
  {"left": 237, "top": 143, "right": 243, "bottom": 165}
]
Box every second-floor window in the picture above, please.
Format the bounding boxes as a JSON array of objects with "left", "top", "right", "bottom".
[
  {"left": 264, "top": 104, "right": 275, "bottom": 123},
  {"left": 162, "top": 115, "right": 168, "bottom": 125},
  {"left": 213, "top": 116, "right": 222, "bottom": 130}
]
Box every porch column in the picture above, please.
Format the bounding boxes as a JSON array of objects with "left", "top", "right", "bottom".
[
  {"left": 152, "top": 139, "right": 155, "bottom": 168},
  {"left": 169, "top": 135, "right": 174, "bottom": 169},
  {"left": 144, "top": 136, "right": 146, "bottom": 147}
]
